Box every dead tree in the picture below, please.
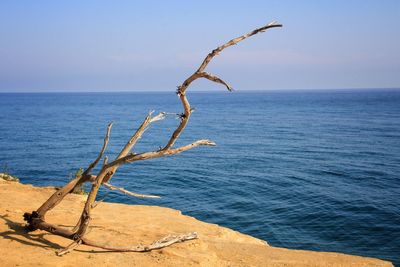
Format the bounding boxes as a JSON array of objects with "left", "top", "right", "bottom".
[{"left": 23, "top": 21, "right": 282, "bottom": 255}]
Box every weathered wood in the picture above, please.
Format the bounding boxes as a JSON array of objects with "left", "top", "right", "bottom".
[
  {"left": 103, "top": 182, "right": 161, "bottom": 199},
  {"left": 23, "top": 21, "right": 282, "bottom": 255},
  {"left": 81, "top": 232, "right": 198, "bottom": 253}
]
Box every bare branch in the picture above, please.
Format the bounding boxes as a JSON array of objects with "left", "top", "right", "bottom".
[
  {"left": 196, "top": 21, "right": 282, "bottom": 73},
  {"left": 165, "top": 140, "right": 216, "bottom": 155},
  {"left": 83, "top": 122, "right": 113, "bottom": 177},
  {"left": 116, "top": 114, "right": 151, "bottom": 159},
  {"left": 103, "top": 183, "right": 161, "bottom": 199},
  {"left": 81, "top": 232, "right": 198, "bottom": 252},
  {"left": 116, "top": 111, "right": 166, "bottom": 161},
  {"left": 73, "top": 170, "right": 107, "bottom": 238},
  {"left": 108, "top": 139, "right": 216, "bottom": 167},
  {"left": 25, "top": 215, "right": 197, "bottom": 253},
  {"left": 102, "top": 111, "right": 165, "bottom": 184},
  {"left": 162, "top": 21, "right": 282, "bottom": 150},
  {"left": 35, "top": 178, "right": 81, "bottom": 219},
  {"left": 198, "top": 72, "right": 233, "bottom": 91}
]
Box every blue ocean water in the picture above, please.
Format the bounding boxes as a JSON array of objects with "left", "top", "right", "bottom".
[{"left": 0, "top": 90, "right": 399, "bottom": 265}]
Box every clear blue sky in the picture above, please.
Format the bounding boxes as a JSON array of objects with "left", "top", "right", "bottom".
[{"left": 0, "top": 0, "right": 399, "bottom": 92}]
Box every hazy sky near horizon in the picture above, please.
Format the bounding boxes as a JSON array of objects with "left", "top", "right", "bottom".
[{"left": 0, "top": 1, "right": 399, "bottom": 92}]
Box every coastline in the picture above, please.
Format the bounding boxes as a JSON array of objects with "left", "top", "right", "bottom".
[{"left": 0, "top": 178, "right": 393, "bottom": 267}]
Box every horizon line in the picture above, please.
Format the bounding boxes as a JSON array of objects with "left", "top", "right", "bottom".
[{"left": 1, "top": 87, "right": 400, "bottom": 94}]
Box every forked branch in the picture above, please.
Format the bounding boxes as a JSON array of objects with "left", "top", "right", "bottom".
[{"left": 23, "top": 21, "right": 282, "bottom": 255}]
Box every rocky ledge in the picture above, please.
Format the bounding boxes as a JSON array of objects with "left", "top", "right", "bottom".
[{"left": 0, "top": 178, "right": 393, "bottom": 266}]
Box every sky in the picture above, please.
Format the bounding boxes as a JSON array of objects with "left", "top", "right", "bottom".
[{"left": 0, "top": 0, "right": 399, "bottom": 92}]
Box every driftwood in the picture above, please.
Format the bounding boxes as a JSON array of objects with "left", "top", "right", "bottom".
[{"left": 23, "top": 21, "right": 282, "bottom": 255}]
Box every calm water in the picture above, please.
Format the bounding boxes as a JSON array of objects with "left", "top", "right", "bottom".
[{"left": 0, "top": 90, "right": 399, "bottom": 265}]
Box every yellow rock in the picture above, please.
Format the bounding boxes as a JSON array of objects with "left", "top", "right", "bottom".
[{"left": 0, "top": 181, "right": 393, "bottom": 267}]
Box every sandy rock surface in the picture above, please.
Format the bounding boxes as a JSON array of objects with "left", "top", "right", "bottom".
[{"left": 0, "top": 179, "right": 393, "bottom": 266}]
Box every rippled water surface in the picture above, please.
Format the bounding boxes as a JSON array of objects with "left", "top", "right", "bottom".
[{"left": 1, "top": 90, "right": 399, "bottom": 265}]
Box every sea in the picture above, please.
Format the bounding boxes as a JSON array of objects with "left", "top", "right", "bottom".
[{"left": 0, "top": 89, "right": 399, "bottom": 265}]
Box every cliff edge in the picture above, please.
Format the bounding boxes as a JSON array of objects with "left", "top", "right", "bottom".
[{"left": 0, "top": 178, "right": 393, "bottom": 266}]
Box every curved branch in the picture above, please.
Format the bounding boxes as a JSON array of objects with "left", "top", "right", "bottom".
[
  {"left": 162, "top": 21, "right": 282, "bottom": 150},
  {"left": 198, "top": 72, "right": 233, "bottom": 91},
  {"left": 197, "top": 21, "right": 282, "bottom": 73}
]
